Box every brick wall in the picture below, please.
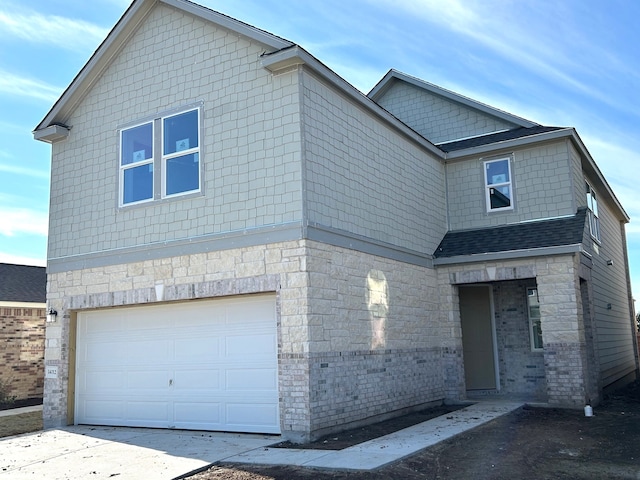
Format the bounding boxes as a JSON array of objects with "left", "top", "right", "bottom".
[{"left": 0, "top": 306, "right": 45, "bottom": 401}]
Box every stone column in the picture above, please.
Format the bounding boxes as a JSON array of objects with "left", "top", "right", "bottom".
[{"left": 536, "top": 255, "right": 589, "bottom": 406}]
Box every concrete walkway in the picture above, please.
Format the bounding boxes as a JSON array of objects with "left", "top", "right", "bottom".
[{"left": 0, "top": 401, "right": 522, "bottom": 479}]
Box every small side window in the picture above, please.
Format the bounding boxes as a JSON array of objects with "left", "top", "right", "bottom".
[
  {"left": 484, "top": 158, "right": 513, "bottom": 212},
  {"left": 585, "top": 181, "right": 601, "bottom": 242},
  {"left": 527, "top": 288, "right": 543, "bottom": 351}
]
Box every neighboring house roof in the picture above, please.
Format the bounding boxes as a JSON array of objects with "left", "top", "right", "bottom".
[
  {"left": 0, "top": 264, "right": 46, "bottom": 303},
  {"left": 437, "top": 126, "right": 566, "bottom": 152},
  {"left": 434, "top": 208, "right": 588, "bottom": 259},
  {"left": 368, "top": 69, "right": 539, "bottom": 129}
]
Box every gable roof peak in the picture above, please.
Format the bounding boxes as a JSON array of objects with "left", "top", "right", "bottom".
[{"left": 368, "top": 69, "right": 538, "bottom": 129}]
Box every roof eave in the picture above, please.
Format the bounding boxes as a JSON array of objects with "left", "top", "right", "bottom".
[
  {"left": 261, "top": 48, "right": 445, "bottom": 159},
  {"left": 433, "top": 244, "right": 583, "bottom": 266},
  {"left": 33, "top": 0, "right": 293, "bottom": 136}
]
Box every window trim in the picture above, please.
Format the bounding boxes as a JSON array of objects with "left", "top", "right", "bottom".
[
  {"left": 585, "top": 181, "right": 601, "bottom": 243},
  {"left": 119, "top": 120, "right": 155, "bottom": 207},
  {"left": 483, "top": 157, "right": 514, "bottom": 213},
  {"left": 118, "top": 104, "right": 203, "bottom": 208},
  {"left": 527, "top": 287, "right": 543, "bottom": 352}
]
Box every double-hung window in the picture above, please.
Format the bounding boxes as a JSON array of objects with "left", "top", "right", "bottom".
[
  {"left": 484, "top": 158, "right": 513, "bottom": 212},
  {"left": 585, "top": 181, "right": 601, "bottom": 242},
  {"left": 119, "top": 106, "right": 201, "bottom": 207}
]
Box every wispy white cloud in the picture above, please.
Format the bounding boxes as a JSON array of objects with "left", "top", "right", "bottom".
[
  {"left": 0, "top": 207, "right": 48, "bottom": 237},
  {"left": 0, "top": 70, "right": 61, "bottom": 103},
  {"left": 0, "top": 162, "right": 49, "bottom": 179},
  {"left": 0, "top": 7, "right": 109, "bottom": 52}
]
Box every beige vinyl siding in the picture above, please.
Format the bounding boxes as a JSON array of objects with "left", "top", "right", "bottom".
[
  {"left": 48, "top": 4, "right": 303, "bottom": 260},
  {"left": 446, "top": 141, "right": 575, "bottom": 231},
  {"left": 583, "top": 178, "right": 636, "bottom": 386},
  {"left": 375, "top": 80, "right": 518, "bottom": 144},
  {"left": 300, "top": 69, "right": 447, "bottom": 255}
]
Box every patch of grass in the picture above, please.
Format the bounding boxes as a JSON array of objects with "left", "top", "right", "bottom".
[{"left": 0, "top": 411, "right": 43, "bottom": 438}]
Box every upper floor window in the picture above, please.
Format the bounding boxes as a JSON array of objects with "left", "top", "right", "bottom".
[
  {"left": 585, "top": 181, "right": 600, "bottom": 242},
  {"left": 484, "top": 158, "right": 513, "bottom": 212},
  {"left": 119, "top": 106, "right": 201, "bottom": 207}
]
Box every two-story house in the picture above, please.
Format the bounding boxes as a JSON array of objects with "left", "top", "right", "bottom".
[{"left": 34, "top": 0, "right": 638, "bottom": 442}]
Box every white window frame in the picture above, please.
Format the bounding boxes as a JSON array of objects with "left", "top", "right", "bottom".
[
  {"left": 119, "top": 121, "right": 154, "bottom": 207},
  {"left": 527, "top": 287, "right": 543, "bottom": 352},
  {"left": 118, "top": 105, "right": 202, "bottom": 207},
  {"left": 161, "top": 108, "right": 201, "bottom": 199},
  {"left": 484, "top": 157, "right": 514, "bottom": 212},
  {"left": 585, "top": 181, "right": 601, "bottom": 242}
]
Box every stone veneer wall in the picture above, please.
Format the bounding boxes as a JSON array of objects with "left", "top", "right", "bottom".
[
  {"left": 438, "top": 254, "right": 593, "bottom": 407},
  {"left": 44, "top": 239, "right": 451, "bottom": 441},
  {"left": 0, "top": 306, "right": 45, "bottom": 401},
  {"left": 492, "top": 280, "right": 547, "bottom": 400},
  {"left": 45, "top": 240, "right": 308, "bottom": 433}
]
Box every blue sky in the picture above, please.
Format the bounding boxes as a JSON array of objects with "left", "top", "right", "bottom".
[{"left": 1, "top": 0, "right": 639, "bottom": 300}]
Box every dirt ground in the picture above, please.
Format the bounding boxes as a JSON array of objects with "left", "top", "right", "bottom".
[{"left": 187, "top": 380, "right": 640, "bottom": 480}]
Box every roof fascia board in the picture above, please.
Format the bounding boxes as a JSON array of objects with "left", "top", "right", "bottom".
[
  {"left": 569, "top": 129, "right": 630, "bottom": 222},
  {"left": 0, "top": 301, "right": 46, "bottom": 308},
  {"left": 161, "top": 0, "right": 292, "bottom": 49},
  {"left": 262, "top": 48, "right": 445, "bottom": 159},
  {"left": 445, "top": 127, "right": 575, "bottom": 160},
  {"left": 34, "top": 0, "right": 293, "bottom": 135},
  {"left": 433, "top": 244, "right": 582, "bottom": 266},
  {"left": 369, "top": 69, "right": 538, "bottom": 129},
  {"left": 34, "top": 0, "right": 156, "bottom": 133}
]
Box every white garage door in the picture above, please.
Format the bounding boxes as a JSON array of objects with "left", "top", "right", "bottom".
[{"left": 75, "top": 294, "right": 279, "bottom": 433}]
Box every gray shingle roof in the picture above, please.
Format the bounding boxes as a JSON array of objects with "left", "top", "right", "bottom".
[
  {"left": 437, "top": 126, "right": 565, "bottom": 153},
  {"left": 0, "top": 263, "right": 46, "bottom": 303},
  {"left": 434, "top": 209, "right": 587, "bottom": 258}
]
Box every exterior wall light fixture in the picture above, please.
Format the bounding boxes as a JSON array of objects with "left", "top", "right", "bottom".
[{"left": 46, "top": 308, "right": 58, "bottom": 323}]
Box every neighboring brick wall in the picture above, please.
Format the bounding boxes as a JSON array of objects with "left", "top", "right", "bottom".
[{"left": 0, "top": 306, "right": 45, "bottom": 401}]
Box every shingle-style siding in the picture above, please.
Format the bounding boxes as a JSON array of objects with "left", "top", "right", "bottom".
[
  {"left": 375, "top": 80, "right": 519, "bottom": 144},
  {"left": 48, "top": 4, "right": 303, "bottom": 262},
  {"left": 581, "top": 175, "right": 637, "bottom": 387},
  {"left": 0, "top": 307, "right": 45, "bottom": 401},
  {"left": 445, "top": 141, "right": 575, "bottom": 230},
  {"left": 301, "top": 70, "right": 446, "bottom": 254}
]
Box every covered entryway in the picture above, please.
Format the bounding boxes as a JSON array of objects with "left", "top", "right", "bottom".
[
  {"left": 75, "top": 294, "right": 279, "bottom": 433},
  {"left": 459, "top": 285, "right": 498, "bottom": 391}
]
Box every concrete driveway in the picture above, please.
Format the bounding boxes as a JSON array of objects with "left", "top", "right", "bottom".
[
  {"left": 1, "top": 401, "right": 523, "bottom": 478},
  {"left": 0, "top": 425, "right": 277, "bottom": 479}
]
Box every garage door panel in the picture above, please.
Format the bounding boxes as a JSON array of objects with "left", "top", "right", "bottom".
[
  {"left": 126, "top": 401, "right": 170, "bottom": 422},
  {"left": 226, "top": 403, "right": 280, "bottom": 432},
  {"left": 226, "top": 334, "right": 277, "bottom": 357},
  {"left": 174, "top": 337, "right": 221, "bottom": 361},
  {"left": 127, "top": 370, "right": 169, "bottom": 390},
  {"left": 174, "top": 369, "right": 221, "bottom": 390},
  {"left": 83, "top": 342, "right": 127, "bottom": 364},
  {"left": 126, "top": 340, "right": 172, "bottom": 363},
  {"left": 174, "top": 402, "right": 221, "bottom": 425},
  {"left": 226, "top": 369, "right": 277, "bottom": 390},
  {"left": 76, "top": 295, "right": 279, "bottom": 433},
  {"left": 81, "top": 371, "right": 126, "bottom": 391}
]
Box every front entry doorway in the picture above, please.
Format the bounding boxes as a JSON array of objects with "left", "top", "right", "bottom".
[{"left": 459, "top": 285, "right": 498, "bottom": 390}]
